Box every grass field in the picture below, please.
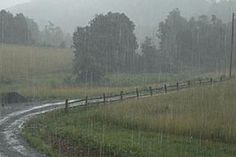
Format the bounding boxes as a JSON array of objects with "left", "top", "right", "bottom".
[
  {"left": 0, "top": 44, "right": 207, "bottom": 100},
  {"left": 0, "top": 44, "right": 73, "bottom": 80},
  {"left": 22, "top": 78, "right": 236, "bottom": 157}
]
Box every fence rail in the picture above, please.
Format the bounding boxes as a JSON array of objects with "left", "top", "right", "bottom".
[{"left": 66, "top": 76, "right": 231, "bottom": 111}]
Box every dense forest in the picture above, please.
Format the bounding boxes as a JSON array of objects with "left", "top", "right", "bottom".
[
  {"left": 73, "top": 9, "right": 234, "bottom": 81},
  {"left": 0, "top": 10, "right": 70, "bottom": 47}
]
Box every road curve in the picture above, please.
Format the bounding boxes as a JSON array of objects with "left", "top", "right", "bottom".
[
  {"left": 0, "top": 80, "right": 205, "bottom": 157},
  {"left": 0, "top": 100, "right": 84, "bottom": 157},
  {"left": 0, "top": 94, "right": 129, "bottom": 157}
]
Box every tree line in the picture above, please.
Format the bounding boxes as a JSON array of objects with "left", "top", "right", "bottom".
[
  {"left": 0, "top": 10, "right": 71, "bottom": 47},
  {"left": 73, "top": 10, "right": 234, "bottom": 82},
  {"left": 157, "top": 8, "right": 231, "bottom": 73}
]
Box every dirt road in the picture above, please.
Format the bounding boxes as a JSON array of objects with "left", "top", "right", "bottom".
[{"left": 0, "top": 101, "right": 75, "bottom": 157}]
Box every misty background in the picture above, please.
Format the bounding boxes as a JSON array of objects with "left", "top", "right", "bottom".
[
  {"left": 1, "top": 0, "right": 236, "bottom": 84},
  {"left": 1, "top": 0, "right": 235, "bottom": 42}
]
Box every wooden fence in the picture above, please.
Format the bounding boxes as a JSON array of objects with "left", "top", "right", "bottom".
[{"left": 65, "top": 76, "right": 231, "bottom": 111}]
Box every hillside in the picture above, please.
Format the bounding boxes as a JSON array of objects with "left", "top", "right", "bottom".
[{"left": 9, "top": 0, "right": 210, "bottom": 41}]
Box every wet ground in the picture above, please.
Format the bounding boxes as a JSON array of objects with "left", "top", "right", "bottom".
[
  {"left": 0, "top": 88, "right": 185, "bottom": 157},
  {"left": 0, "top": 100, "right": 72, "bottom": 157}
]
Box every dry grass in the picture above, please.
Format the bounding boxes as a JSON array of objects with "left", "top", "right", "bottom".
[
  {"left": 18, "top": 85, "right": 138, "bottom": 99},
  {"left": 0, "top": 44, "right": 163, "bottom": 99},
  {"left": 0, "top": 44, "right": 73, "bottom": 80},
  {"left": 22, "top": 79, "right": 236, "bottom": 157},
  {"left": 94, "top": 79, "right": 236, "bottom": 143}
]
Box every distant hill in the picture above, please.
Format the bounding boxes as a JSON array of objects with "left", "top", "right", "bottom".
[{"left": 9, "top": 0, "right": 210, "bottom": 41}]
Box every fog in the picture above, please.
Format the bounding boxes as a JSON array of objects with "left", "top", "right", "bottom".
[
  {"left": 1, "top": 0, "right": 236, "bottom": 157},
  {"left": 8, "top": 0, "right": 212, "bottom": 41},
  {"left": 0, "top": 0, "right": 30, "bottom": 9}
]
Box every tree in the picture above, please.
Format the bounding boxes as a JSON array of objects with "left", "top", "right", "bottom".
[
  {"left": 41, "top": 22, "right": 65, "bottom": 47},
  {"left": 13, "top": 13, "right": 29, "bottom": 44},
  {"left": 0, "top": 10, "right": 34, "bottom": 45},
  {"left": 0, "top": 10, "right": 14, "bottom": 43},
  {"left": 157, "top": 9, "right": 188, "bottom": 72},
  {"left": 157, "top": 9, "right": 230, "bottom": 74},
  {"left": 73, "top": 12, "right": 138, "bottom": 82},
  {"left": 26, "top": 17, "right": 40, "bottom": 44},
  {"left": 141, "top": 37, "right": 158, "bottom": 73}
]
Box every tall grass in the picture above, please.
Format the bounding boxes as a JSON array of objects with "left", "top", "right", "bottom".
[
  {"left": 94, "top": 79, "right": 236, "bottom": 143},
  {"left": 22, "top": 79, "right": 236, "bottom": 157},
  {"left": 0, "top": 44, "right": 73, "bottom": 80}
]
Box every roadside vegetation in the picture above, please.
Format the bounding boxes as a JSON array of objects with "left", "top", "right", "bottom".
[{"left": 22, "top": 78, "right": 236, "bottom": 157}]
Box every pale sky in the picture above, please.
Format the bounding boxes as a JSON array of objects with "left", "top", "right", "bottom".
[{"left": 0, "top": 0, "right": 31, "bottom": 9}]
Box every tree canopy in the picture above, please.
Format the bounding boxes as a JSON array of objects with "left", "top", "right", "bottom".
[
  {"left": 0, "top": 9, "right": 70, "bottom": 47},
  {"left": 157, "top": 9, "right": 231, "bottom": 73},
  {"left": 0, "top": 10, "right": 31, "bottom": 44},
  {"left": 73, "top": 12, "right": 138, "bottom": 82}
]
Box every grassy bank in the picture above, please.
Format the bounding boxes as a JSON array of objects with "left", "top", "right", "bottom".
[{"left": 22, "top": 79, "right": 236, "bottom": 157}]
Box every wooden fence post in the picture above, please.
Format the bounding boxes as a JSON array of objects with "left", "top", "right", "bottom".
[
  {"left": 85, "top": 96, "right": 88, "bottom": 105},
  {"left": 120, "top": 91, "right": 123, "bottom": 100},
  {"left": 149, "top": 87, "right": 153, "bottom": 96},
  {"left": 136, "top": 88, "right": 139, "bottom": 98},
  {"left": 210, "top": 78, "right": 213, "bottom": 85},
  {"left": 65, "top": 99, "right": 69, "bottom": 113},
  {"left": 164, "top": 84, "right": 167, "bottom": 93},
  {"left": 103, "top": 94, "right": 106, "bottom": 103},
  {"left": 176, "top": 82, "right": 179, "bottom": 91},
  {"left": 199, "top": 79, "right": 202, "bottom": 85}
]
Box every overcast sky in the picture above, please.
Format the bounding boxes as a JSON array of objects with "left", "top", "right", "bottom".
[{"left": 0, "top": 0, "right": 30, "bottom": 9}]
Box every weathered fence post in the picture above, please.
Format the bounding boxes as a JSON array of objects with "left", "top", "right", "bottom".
[
  {"left": 103, "top": 93, "right": 106, "bottom": 103},
  {"left": 1, "top": 103, "right": 4, "bottom": 108},
  {"left": 85, "top": 96, "right": 88, "bottom": 105},
  {"left": 65, "top": 99, "right": 69, "bottom": 113},
  {"left": 199, "top": 79, "right": 202, "bottom": 85},
  {"left": 176, "top": 82, "right": 179, "bottom": 91},
  {"left": 136, "top": 88, "right": 139, "bottom": 98},
  {"left": 149, "top": 87, "right": 153, "bottom": 96},
  {"left": 120, "top": 91, "right": 123, "bottom": 100},
  {"left": 164, "top": 84, "right": 167, "bottom": 93}
]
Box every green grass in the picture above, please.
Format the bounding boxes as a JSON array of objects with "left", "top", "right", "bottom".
[
  {"left": 22, "top": 79, "right": 236, "bottom": 157},
  {"left": 103, "top": 73, "right": 187, "bottom": 86},
  {"left": 0, "top": 44, "right": 206, "bottom": 100}
]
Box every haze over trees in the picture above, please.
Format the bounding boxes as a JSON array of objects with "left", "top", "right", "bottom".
[
  {"left": 73, "top": 9, "right": 234, "bottom": 82},
  {"left": 0, "top": 9, "right": 71, "bottom": 47},
  {"left": 0, "top": 10, "right": 31, "bottom": 44},
  {"left": 9, "top": 0, "right": 210, "bottom": 41},
  {"left": 157, "top": 9, "right": 231, "bottom": 73},
  {"left": 209, "top": 0, "right": 236, "bottom": 22}
]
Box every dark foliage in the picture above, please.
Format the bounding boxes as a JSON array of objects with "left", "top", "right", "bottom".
[{"left": 73, "top": 12, "right": 138, "bottom": 82}]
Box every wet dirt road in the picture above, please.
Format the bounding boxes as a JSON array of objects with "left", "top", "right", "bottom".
[
  {"left": 0, "top": 94, "right": 124, "bottom": 157},
  {"left": 0, "top": 100, "right": 78, "bottom": 157}
]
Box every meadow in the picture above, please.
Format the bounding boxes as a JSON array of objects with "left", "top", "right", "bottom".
[
  {"left": 0, "top": 44, "right": 202, "bottom": 100},
  {"left": 22, "top": 78, "right": 236, "bottom": 157}
]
